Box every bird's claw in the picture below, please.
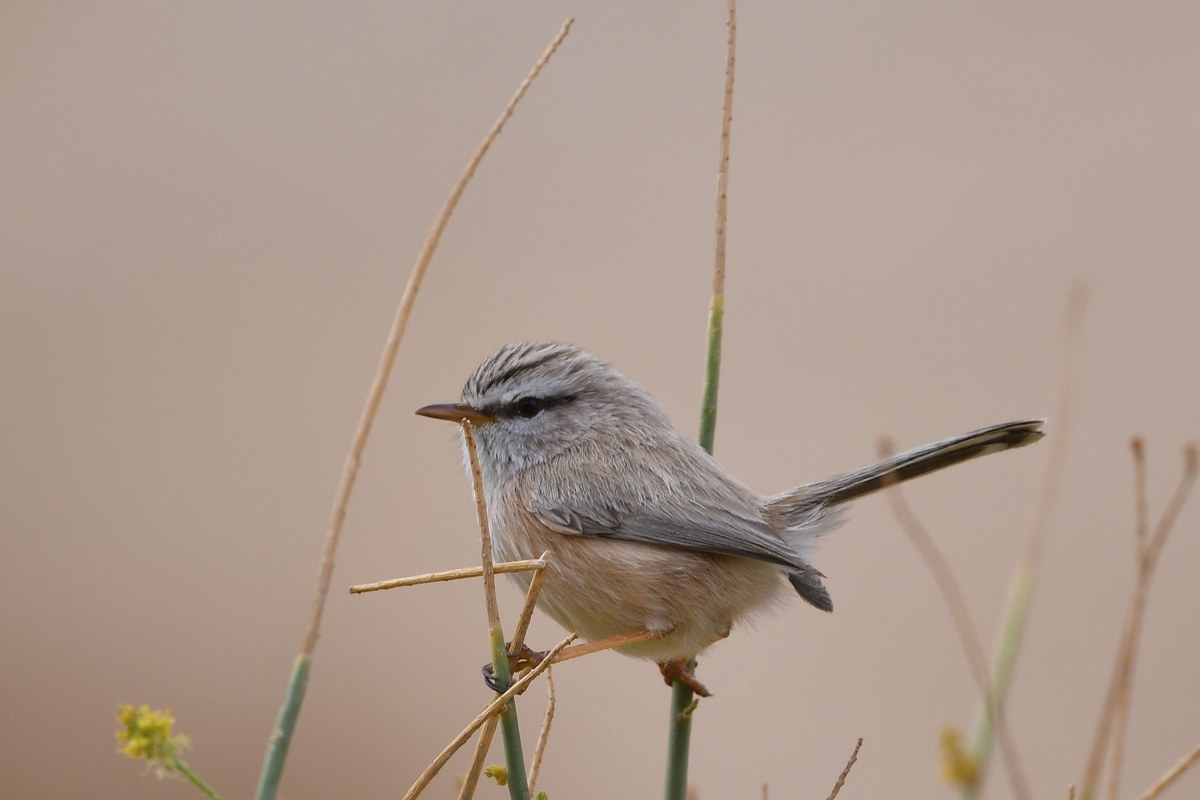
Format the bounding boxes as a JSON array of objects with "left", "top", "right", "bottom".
[
  {"left": 481, "top": 642, "right": 548, "bottom": 693},
  {"left": 658, "top": 657, "right": 712, "bottom": 697}
]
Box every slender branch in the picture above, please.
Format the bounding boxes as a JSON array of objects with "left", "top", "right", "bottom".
[
  {"left": 667, "top": 4, "right": 736, "bottom": 800},
  {"left": 1081, "top": 443, "right": 1198, "bottom": 800},
  {"left": 253, "top": 19, "right": 574, "bottom": 800},
  {"left": 1104, "top": 438, "right": 1149, "bottom": 800},
  {"left": 967, "top": 283, "right": 1087, "bottom": 799},
  {"left": 463, "top": 419, "right": 531, "bottom": 800},
  {"left": 510, "top": 553, "right": 552, "bottom": 654},
  {"left": 824, "top": 738, "right": 863, "bottom": 800},
  {"left": 526, "top": 668, "right": 556, "bottom": 797},
  {"left": 878, "top": 447, "right": 1031, "bottom": 800},
  {"left": 401, "top": 633, "right": 576, "bottom": 800},
  {"left": 1132, "top": 741, "right": 1200, "bottom": 800},
  {"left": 172, "top": 756, "right": 225, "bottom": 800},
  {"left": 349, "top": 559, "right": 548, "bottom": 593},
  {"left": 550, "top": 628, "right": 668, "bottom": 663},
  {"left": 457, "top": 553, "right": 549, "bottom": 800},
  {"left": 458, "top": 716, "right": 500, "bottom": 800}
]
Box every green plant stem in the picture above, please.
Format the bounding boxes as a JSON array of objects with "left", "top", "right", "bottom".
[
  {"left": 489, "top": 627, "right": 532, "bottom": 800},
  {"left": 254, "top": 655, "right": 310, "bottom": 800},
  {"left": 963, "top": 564, "right": 1034, "bottom": 800},
  {"left": 664, "top": 658, "right": 699, "bottom": 800},
  {"left": 173, "top": 756, "right": 225, "bottom": 800}
]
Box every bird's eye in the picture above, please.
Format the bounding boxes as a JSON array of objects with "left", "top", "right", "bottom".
[{"left": 514, "top": 396, "right": 544, "bottom": 418}]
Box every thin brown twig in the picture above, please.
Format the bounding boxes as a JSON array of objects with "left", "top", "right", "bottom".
[
  {"left": 879, "top": 441, "right": 1032, "bottom": 800},
  {"left": 711, "top": 0, "right": 735, "bottom": 299},
  {"left": 349, "top": 559, "right": 548, "bottom": 594},
  {"left": 1023, "top": 282, "right": 1087, "bottom": 567},
  {"left": 1082, "top": 443, "right": 1199, "bottom": 799},
  {"left": 1104, "top": 438, "right": 1149, "bottom": 800},
  {"left": 458, "top": 553, "right": 552, "bottom": 800},
  {"left": 510, "top": 552, "right": 552, "bottom": 655},
  {"left": 462, "top": 419, "right": 501, "bottom": 630},
  {"left": 401, "top": 632, "right": 576, "bottom": 800},
  {"left": 457, "top": 716, "right": 500, "bottom": 800},
  {"left": 549, "top": 628, "right": 668, "bottom": 663},
  {"left": 1132, "top": 740, "right": 1200, "bottom": 800},
  {"left": 824, "top": 738, "right": 863, "bottom": 800},
  {"left": 299, "top": 16, "right": 574, "bottom": 658},
  {"left": 526, "top": 668, "right": 556, "bottom": 797},
  {"left": 1068, "top": 785, "right": 1076, "bottom": 800}
]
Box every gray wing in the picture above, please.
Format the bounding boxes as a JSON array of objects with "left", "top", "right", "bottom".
[{"left": 524, "top": 436, "right": 832, "bottom": 610}]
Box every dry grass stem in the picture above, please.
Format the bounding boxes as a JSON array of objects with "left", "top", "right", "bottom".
[
  {"left": 1132, "top": 740, "right": 1200, "bottom": 800},
  {"left": 1104, "top": 439, "right": 1148, "bottom": 800},
  {"left": 1068, "top": 785, "right": 1076, "bottom": 800},
  {"left": 300, "top": 17, "right": 573, "bottom": 657},
  {"left": 401, "top": 632, "right": 576, "bottom": 800},
  {"left": 879, "top": 440, "right": 1031, "bottom": 800},
  {"left": 1023, "top": 282, "right": 1087, "bottom": 567},
  {"left": 711, "top": 0, "right": 736, "bottom": 298},
  {"left": 456, "top": 716, "right": 500, "bottom": 800},
  {"left": 349, "top": 559, "right": 548, "bottom": 594},
  {"left": 1082, "top": 442, "right": 1199, "bottom": 799},
  {"left": 461, "top": 420, "right": 501, "bottom": 630},
  {"left": 509, "top": 551, "right": 552, "bottom": 655},
  {"left": 824, "top": 737, "right": 863, "bottom": 800},
  {"left": 525, "top": 668, "right": 556, "bottom": 797},
  {"left": 549, "top": 628, "right": 668, "bottom": 663}
]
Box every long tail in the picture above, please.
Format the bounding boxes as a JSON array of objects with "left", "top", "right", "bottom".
[{"left": 769, "top": 419, "right": 1044, "bottom": 612}]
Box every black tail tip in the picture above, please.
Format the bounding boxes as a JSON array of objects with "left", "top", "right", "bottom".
[{"left": 788, "top": 571, "right": 833, "bottom": 612}]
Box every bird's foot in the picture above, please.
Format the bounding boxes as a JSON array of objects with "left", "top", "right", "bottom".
[
  {"left": 481, "top": 642, "right": 547, "bottom": 693},
  {"left": 658, "top": 657, "right": 712, "bottom": 697}
]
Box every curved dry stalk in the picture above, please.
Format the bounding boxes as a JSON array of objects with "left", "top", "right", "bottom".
[
  {"left": 966, "top": 283, "right": 1088, "bottom": 800},
  {"left": 824, "top": 738, "right": 863, "bottom": 800},
  {"left": 1133, "top": 741, "right": 1200, "bottom": 800},
  {"left": 401, "top": 632, "right": 576, "bottom": 800},
  {"left": 255, "top": 19, "right": 575, "bottom": 800},
  {"left": 349, "top": 559, "right": 548, "bottom": 593},
  {"left": 526, "top": 668, "right": 556, "bottom": 797},
  {"left": 1081, "top": 442, "right": 1198, "bottom": 800},
  {"left": 879, "top": 441, "right": 1031, "bottom": 800}
]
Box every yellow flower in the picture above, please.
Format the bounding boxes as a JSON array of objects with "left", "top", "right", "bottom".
[
  {"left": 939, "top": 725, "right": 981, "bottom": 791},
  {"left": 116, "top": 704, "right": 190, "bottom": 775},
  {"left": 484, "top": 764, "right": 508, "bottom": 786}
]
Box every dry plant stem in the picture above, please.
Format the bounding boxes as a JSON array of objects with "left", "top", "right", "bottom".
[
  {"left": 463, "top": 419, "right": 532, "bottom": 800},
  {"left": 526, "top": 668, "right": 556, "bottom": 797},
  {"left": 254, "top": 20, "right": 574, "bottom": 800},
  {"left": 459, "top": 552, "right": 550, "bottom": 800},
  {"left": 880, "top": 445, "right": 1032, "bottom": 800},
  {"left": 1081, "top": 443, "right": 1198, "bottom": 800},
  {"left": 550, "top": 628, "right": 668, "bottom": 663},
  {"left": 967, "top": 283, "right": 1088, "bottom": 799},
  {"left": 1103, "top": 438, "right": 1149, "bottom": 800},
  {"left": 457, "top": 716, "right": 500, "bottom": 800},
  {"left": 401, "top": 633, "right": 576, "bottom": 800},
  {"left": 667, "top": 5, "right": 735, "bottom": 800},
  {"left": 349, "top": 559, "right": 548, "bottom": 593},
  {"left": 1133, "top": 740, "right": 1200, "bottom": 800},
  {"left": 824, "top": 738, "right": 863, "bottom": 800},
  {"left": 510, "top": 552, "right": 552, "bottom": 653}
]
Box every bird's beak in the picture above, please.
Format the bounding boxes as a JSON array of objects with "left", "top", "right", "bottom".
[{"left": 414, "top": 402, "right": 496, "bottom": 425}]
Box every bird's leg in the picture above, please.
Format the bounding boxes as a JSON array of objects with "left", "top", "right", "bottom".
[
  {"left": 480, "top": 629, "right": 672, "bottom": 691},
  {"left": 658, "top": 657, "right": 712, "bottom": 697}
]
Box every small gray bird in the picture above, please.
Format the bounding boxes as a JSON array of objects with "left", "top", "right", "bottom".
[{"left": 417, "top": 341, "right": 1043, "bottom": 695}]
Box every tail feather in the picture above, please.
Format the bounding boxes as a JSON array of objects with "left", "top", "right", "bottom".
[{"left": 768, "top": 419, "right": 1045, "bottom": 531}]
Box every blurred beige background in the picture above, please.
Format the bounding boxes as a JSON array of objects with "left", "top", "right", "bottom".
[{"left": 2, "top": 2, "right": 1198, "bottom": 799}]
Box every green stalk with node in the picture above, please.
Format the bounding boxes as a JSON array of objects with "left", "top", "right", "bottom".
[{"left": 664, "top": 3, "right": 735, "bottom": 800}]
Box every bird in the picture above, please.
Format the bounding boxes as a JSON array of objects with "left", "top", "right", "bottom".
[{"left": 416, "top": 341, "right": 1043, "bottom": 696}]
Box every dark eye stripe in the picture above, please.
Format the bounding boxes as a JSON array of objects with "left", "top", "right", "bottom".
[{"left": 487, "top": 394, "right": 576, "bottom": 420}]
